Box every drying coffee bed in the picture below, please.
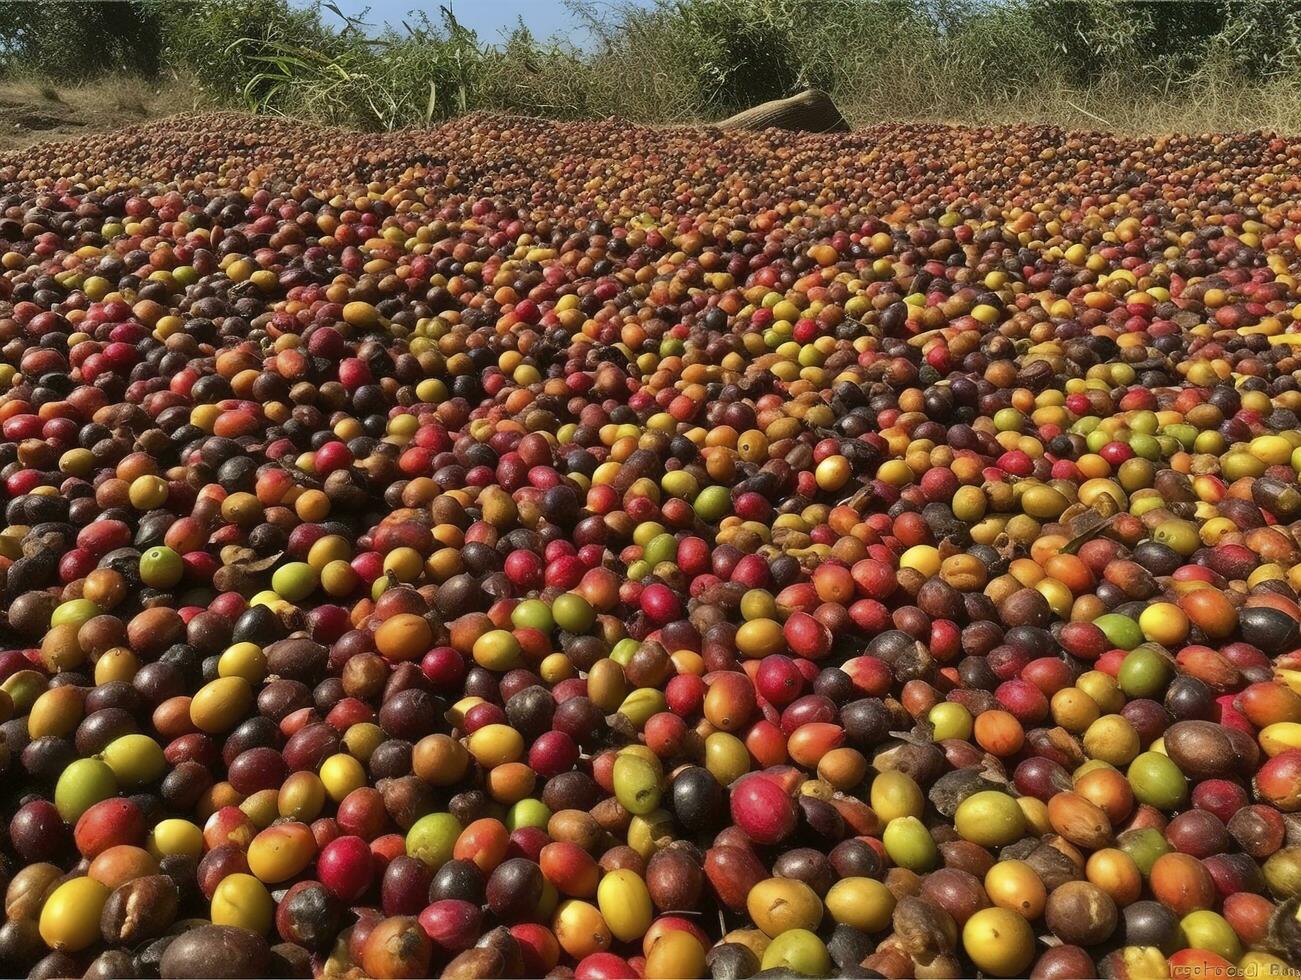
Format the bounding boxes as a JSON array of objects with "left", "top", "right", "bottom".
[{"left": 0, "top": 113, "right": 1299, "bottom": 979}]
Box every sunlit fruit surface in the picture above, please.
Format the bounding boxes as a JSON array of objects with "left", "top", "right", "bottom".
[{"left": 0, "top": 113, "right": 1300, "bottom": 979}]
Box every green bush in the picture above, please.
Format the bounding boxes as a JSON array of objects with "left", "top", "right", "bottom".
[
  {"left": 8, "top": 0, "right": 1301, "bottom": 132},
  {"left": 1, "top": 1, "right": 164, "bottom": 78},
  {"left": 152, "top": 0, "right": 340, "bottom": 102}
]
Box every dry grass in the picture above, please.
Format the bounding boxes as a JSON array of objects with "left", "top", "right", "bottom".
[
  {"left": 656, "top": 77, "right": 1301, "bottom": 136},
  {"left": 0, "top": 76, "right": 203, "bottom": 151},
  {"left": 8, "top": 72, "right": 1301, "bottom": 158},
  {"left": 10, "top": 0, "right": 1301, "bottom": 151},
  {"left": 840, "top": 77, "right": 1301, "bottom": 136}
]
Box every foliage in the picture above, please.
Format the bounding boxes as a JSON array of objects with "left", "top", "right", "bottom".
[
  {"left": 149, "top": 0, "right": 341, "bottom": 101},
  {"left": 8, "top": 0, "right": 1301, "bottom": 133},
  {"left": 1, "top": 1, "right": 165, "bottom": 78}
]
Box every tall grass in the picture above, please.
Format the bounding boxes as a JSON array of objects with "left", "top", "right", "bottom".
[{"left": 7, "top": 0, "right": 1301, "bottom": 133}]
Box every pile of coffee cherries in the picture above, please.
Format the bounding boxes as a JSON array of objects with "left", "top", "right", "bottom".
[{"left": 0, "top": 112, "right": 1300, "bottom": 979}]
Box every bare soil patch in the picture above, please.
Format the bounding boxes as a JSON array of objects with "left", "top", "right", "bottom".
[{"left": 0, "top": 78, "right": 201, "bottom": 152}]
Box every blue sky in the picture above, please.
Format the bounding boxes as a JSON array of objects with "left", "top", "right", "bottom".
[{"left": 301, "top": 0, "right": 653, "bottom": 43}]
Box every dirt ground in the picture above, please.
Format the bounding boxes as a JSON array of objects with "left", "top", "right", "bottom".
[{"left": 0, "top": 78, "right": 202, "bottom": 153}]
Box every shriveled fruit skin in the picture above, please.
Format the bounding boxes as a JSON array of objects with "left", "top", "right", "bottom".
[{"left": 159, "top": 925, "right": 272, "bottom": 979}]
